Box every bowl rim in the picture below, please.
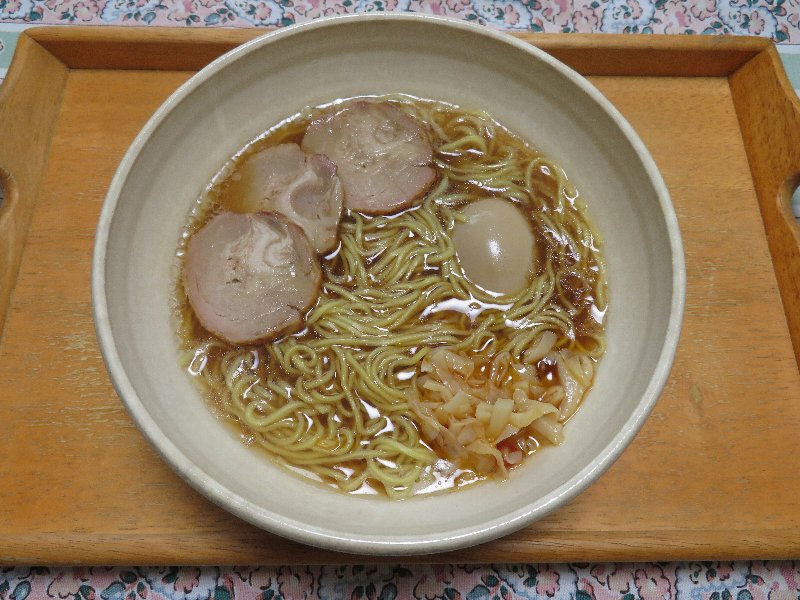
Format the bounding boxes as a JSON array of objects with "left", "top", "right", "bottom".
[{"left": 92, "top": 12, "right": 686, "bottom": 555}]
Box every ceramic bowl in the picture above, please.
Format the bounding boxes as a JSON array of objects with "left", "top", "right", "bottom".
[{"left": 92, "top": 14, "right": 685, "bottom": 555}]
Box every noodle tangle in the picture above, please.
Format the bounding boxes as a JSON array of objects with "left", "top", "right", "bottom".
[{"left": 177, "top": 96, "right": 607, "bottom": 498}]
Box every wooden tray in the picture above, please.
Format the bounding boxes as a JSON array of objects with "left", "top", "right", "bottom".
[{"left": 1, "top": 28, "right": 799, "bottom": 565}]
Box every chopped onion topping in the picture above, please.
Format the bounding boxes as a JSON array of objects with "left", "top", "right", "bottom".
[{"left": 407, "top": 338, "right": 595, "bottom": 478}]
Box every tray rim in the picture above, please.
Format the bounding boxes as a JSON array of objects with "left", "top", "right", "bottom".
[{"left": 22, "top": 25, "right": 775, "bottom": 74}]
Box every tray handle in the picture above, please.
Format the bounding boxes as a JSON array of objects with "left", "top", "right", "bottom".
[
  {"left": 0, "top": 34, "right": 68, "bottom": 333},
  {"left": 731, "top": 46, "right": 800, "bottom": 371}
]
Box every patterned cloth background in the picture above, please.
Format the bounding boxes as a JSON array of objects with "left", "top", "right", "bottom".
[
  {"left": 2, "top": 562, "right": 800, "bottom": 600},
  {"left": 2, "top": 0, "right": 800, "bottom": 595},
  {"left": 0, "top": 0, "right": 800, "bottom": 41}
]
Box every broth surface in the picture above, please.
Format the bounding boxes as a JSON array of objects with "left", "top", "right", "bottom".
[{"left": 175, "top": 95, "right": 607, "bottom": 498}]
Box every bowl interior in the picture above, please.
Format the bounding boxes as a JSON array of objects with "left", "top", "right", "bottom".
[{"left": 96, "top": 15, "right": 683, "bottom": 553}]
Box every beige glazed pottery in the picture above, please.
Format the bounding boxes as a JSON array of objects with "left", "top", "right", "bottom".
[{"left": 92, "top": 14, "right": 686, "bottom": 555}]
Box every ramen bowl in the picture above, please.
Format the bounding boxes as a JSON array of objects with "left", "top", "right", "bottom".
[{"left": 93, "top": 14, "right": 685, "bottom": 555}]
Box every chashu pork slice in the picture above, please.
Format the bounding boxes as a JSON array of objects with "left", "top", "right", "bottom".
[
  {"left": 301, "top": 101, "right": 436, "bottom": 215},
  {"left": 222, "top": 143, "right": 343, "bottom": 254},
  {"left": 183, "top": 211, "right": 321, "bottom": 344}
]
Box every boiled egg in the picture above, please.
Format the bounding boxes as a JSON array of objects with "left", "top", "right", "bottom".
[{"left": 452, "top": 198, "right": 536, "bottom": 296}]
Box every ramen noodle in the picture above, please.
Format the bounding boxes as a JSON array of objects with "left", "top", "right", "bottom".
[{"left": 175, "top": 95, "right": 607, "bottom": 498}]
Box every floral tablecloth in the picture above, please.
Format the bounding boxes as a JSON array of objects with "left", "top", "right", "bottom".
[
  {"left": 2, "top": 562, "right": 800, "bottom": 600},
  {"left": 0, "top": 0, "right": 799, "bottom": 39},
  {"left": 2, "top": 1, "right": 800, "bottom": 598}
]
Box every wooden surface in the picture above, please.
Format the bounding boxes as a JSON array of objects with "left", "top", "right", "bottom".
[
  {"left": 0, "top": 35, "right": 67, "bottom": 335},
  {"left": 23, "top": 26, "right": 772, "bottom": 75},
  {"left": 0, "top": 28, "right": 799, "bottom": 564},
  {"left": 731, "top": 47, "right": 800, "bottom": 371}
]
